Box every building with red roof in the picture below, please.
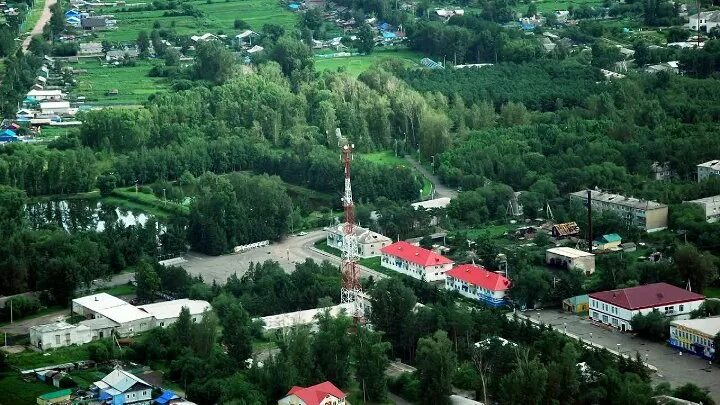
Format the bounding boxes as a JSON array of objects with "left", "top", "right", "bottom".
[
  {"left": 588, "top": 282, "right": 705, "bottom": 332},
  {"left": 278, "top": 381, "right": 346, "bottom": 405},
  {"left": 445, "top": 264, "right": 511, "bottom": 308},
  {"left": 380, "top": 241, "right": 454, "bottom": 282}
]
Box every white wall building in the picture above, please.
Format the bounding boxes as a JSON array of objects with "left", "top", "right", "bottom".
[
  {"left": 325, "top": 223, "right": 392, "bottom": 258},
  {"left": 39, "top": 101, "right": 71, "bottom": 116},
  {"left": 697, "top": 160, "right": 720, "bottom": 182},
  {"left": 380, "top": 241, "right": 454, "bottom": 282},
  {"left": 589, "top": 283, "right": 705, "bottom": 332},
  {"left": 26, "top": 89, "right": 65, "bottom": 101},
  {"left": 684, "top": 195, "right": 720, "bottom": 223},
  {"left": 546, "top": 247, "right": 596, "bottom": 275},
  {"left": 137, "top": 299, "right": 211, "bottom": 327},
  {"left": 72, "top": 293, "right": 129, "bottom": 318},
  {"left": 688, "top": 10, "right": 720, "bottom": 32},
  {"left": 30, "top": 322, "right": 92, "bottom": 350},
  {"left": 444, "top": 264, "right": 510, "bottom": 308}
]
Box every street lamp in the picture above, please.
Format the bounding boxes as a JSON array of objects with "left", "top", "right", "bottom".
[
  {"left": 563, "top": 322, "right": 567, "bottom": 335},
  {"left": 162, "top": 188, "right": 166, "bottom": 205},
  {"left": 589, "top": 332, "right": 593, "bottom": 344},
  {"left": 616, "top": 343, "right": 621, "bottom": 354},
  {"left": 431, "top": 155, "right": 435, "bottom": 174}
]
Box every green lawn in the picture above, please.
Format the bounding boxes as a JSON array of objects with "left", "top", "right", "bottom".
[
  {"left": 514, "top": 0, "right": 605, "bottom": 13},
  {"left": 97, "top": 0, "right": 296, "bottom": 42},
  {"left": 69, "top": 59, "right": 169, "bottom": 107},
  {"left": 362, "top": 151, "right": 409, "bottom": 167},
  {"left": 464, "top": 224, "right": 515, "bottom": 240},
  {"left": 93, "top": 283, "right": 136, "bottom": 297},
  {"left": 9, "top": 345, "right": 91, "bottom": 370},
  {"left": 0, "top": 373, "right": 60, "bottom": 404},
  {"left": 315, "top": 49, "right": 423, "bottom": 77},
  {"left": 103, "top": 188, "right": 189, "bottom": 218}
]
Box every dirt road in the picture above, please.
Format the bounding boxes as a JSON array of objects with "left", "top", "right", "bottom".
[{"left": 21, "top": 0, "right": 57, "bottom": 52}]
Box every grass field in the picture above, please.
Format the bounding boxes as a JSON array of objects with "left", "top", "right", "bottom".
[
  {"left": 362, "top": 151, "right": 409, "bottom": 167},
  {"left": 514, "top": 0, "right": 605, "bottom": 13},
  {"left": 705, "top": 286, "right": 720, "bottom": 298},
  {"left": 9, "top": 345, "right": 91, "bottom": 370},
  {"left": 103, "top": 188, "right": 189, "bottom": 218},
  {"left": 22, "top": 0, "right": 45, "bottom": 34},
  {"left": 315, "top": 48, "right": 423, "bottom": 77},
  {"left": 98, "top": 0, "right": 297, "bottom": 42},
  {"left": 0, "top": 373, "right": 58, "bottom": 404},
  {"left": 69, "top": 59, "right": 169, "bottom": 106}
]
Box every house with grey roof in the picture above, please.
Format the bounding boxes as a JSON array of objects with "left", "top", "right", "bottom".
[{"left": 92, "top": 369, "right": 153, "bottom": 404}]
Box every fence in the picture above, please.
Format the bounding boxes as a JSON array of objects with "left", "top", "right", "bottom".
[{"left": 233, "top": 240, "right": 270, "bottom": 254}]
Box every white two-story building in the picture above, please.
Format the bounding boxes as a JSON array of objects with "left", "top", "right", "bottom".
[
  {"left": 380, "top": 241, "right": 454, "bottom": 282},
  {"left": 589, "top": 282, "right": 705, "bottom": 332},
  {"left": 445, "top": 264, "right": 510, "bottom": 308}
]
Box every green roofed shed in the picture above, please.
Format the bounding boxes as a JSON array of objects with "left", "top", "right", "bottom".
[{"left": 37, "top": 389, "right": 72, "bottom": 404}]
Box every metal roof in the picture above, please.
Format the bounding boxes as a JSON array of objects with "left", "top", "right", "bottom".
[
  {"left": 546, "top": 247, "right": 594, "bottom": 259},
  {"left": 670, "top": 317, "right": 720, "bottom": 338},
  {"left": 137, "top": 299, "right": 211, "bottom": 321},
  {"left": 569, "top": 189, "right": 667, "bottom": 210},
  {"left": 95, "top": 369, "right": 153, "bottom": 393},
  {"left": 589, "top": 282, "right": 704, "bottom": 310},
  {"left": 73, "top": 293, "right": 128, "bottom": 312}
]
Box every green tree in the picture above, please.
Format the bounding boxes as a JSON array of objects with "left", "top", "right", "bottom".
[
  {"left": 173, "top": 306, "right": 193, "bottom": 346},
  {"left": 135, "top": 262, "right": 160, "bottom": 302},
  {"left": 193, "top": 41, "right": 236, "bottom": 83},
  {"left": 269, "top": 36, "right": 314, "bottom": 77},
  {"left": 137, "top": 30, "right": 151, "bottom": 56},
  {"left": 96, "top": 174, "right": 117, "bottom": 197},
  {"left": 313, "top": 310, "right": 353, "bottom": 387},
  {"left": 0, "top": 185, "right": 26, "bottom": 238},
  {"left": 673, "top": 244, "right": 718, "bottom": 293},
  {"left": 416, "top": 331, "right": 457, "bottom": 405},
  {"left": 355, "top": 326, "right": 391, "bottom": 402},
  {"left": 672, "top": 384, "right": 715, "bottom": 405},
  {"left": 220, "top": 299, "right": 253, "bottom": 366},
  {"left": 499, "top": 350, "right": 548, "bottom": 405},
  {"left": 356, "top": 24, "right": 375, "bottom": 54},
  {"left": 369, "top": 278, "right": 417, "bottom": 359},
  {"left": 630, "top": 311, "right": 669, "bottom": 341},
  {"left": 164, "top": 48, "right": 181, "bottom": 66}
]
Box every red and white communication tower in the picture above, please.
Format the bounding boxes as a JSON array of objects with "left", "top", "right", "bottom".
[{"left": 338, "top": 131, "right": 363, "bottom": 322}]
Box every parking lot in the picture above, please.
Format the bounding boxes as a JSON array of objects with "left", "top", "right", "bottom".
[{"left": 524, "top": 309, "right": 719, "bottom": 401}]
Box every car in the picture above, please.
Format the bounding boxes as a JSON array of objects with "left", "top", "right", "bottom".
[{"left": 298, "top": 231, "right": 308, "bottom": 236}]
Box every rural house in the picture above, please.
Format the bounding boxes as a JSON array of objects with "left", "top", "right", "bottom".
[
  {"left": 278, "top": 381, "right": 346, "bottom": 405},
  {"left": 444, "top": 264, "right": 511, "bottom": 308},
  {"left": 380, "top": 241, "right": 454, "bottom": 282},
  {"left": 545, "top": 247, "right": 595, "bottom": 275},
  {"left": 92, "top": 369, "right": 154, "bottom": 405}
]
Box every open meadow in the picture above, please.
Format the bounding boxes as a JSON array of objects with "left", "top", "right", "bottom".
[
  {"left": 315, "top": 48, "right": 423, "bottom": 77},
  {"left": 93, "top": 0, "right": 297, "bottom": 42},
  {"left": 69, "top": 59, "right": 169, "bottom": 106}
]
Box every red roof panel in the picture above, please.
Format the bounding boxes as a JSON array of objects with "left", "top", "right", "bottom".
[
  {"left": 380, "top": 241, "right": 453, "bottom": 267},
  {"left": 446, "top": 264, "right": 511, "bottom": 291},
  {"left": 286, "top": 381, "right": 345, "bottom": 405},
  {"left": 588, "top": 282, "right": 704, "bottom": 310}
]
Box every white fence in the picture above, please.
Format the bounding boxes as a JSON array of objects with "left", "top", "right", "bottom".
[
  {"left": 158, "top": 257, "right": 187, "bottom": 267},
  {"left": 233, "top": 240, "right": 270, "bottom": 254}
]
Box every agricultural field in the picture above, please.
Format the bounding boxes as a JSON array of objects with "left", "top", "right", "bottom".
[
  {"left": 315, "top": 48, "right": 423, "bottom": 77},
  {"left": 68, "top": 59, "right": 169, "bottom": 107},
  {"left": 0, "top": 374, "right": 58, "bottom": 405},
  {"left": 95, "top": 0, "right": 297, "bottom": 43},
  {"left": 513, "top": 0, "right": 606, "bottom": 13}
]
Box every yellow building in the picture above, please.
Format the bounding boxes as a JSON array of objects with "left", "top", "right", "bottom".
[{"left": 563, "top": 294, "right": 589, "bottom": 314}]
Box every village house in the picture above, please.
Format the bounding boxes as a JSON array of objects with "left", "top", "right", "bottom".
[
  {"left": 278, "top": 381, "right": 346, "bottom": 405},
  {"left": 325, "top": 222, "right": 391, "bottom": 258},
  {"left": 380, "top": 241, "right": 454, "bottom": 282},
  {"left": 651, "top": 161, "right": 672, "bottom": 181},
  {"left": 79, "top": 42, "right": 104, "bottom": 55},
  {"left": 545, "top": 247, "right": 595, "bottom": 275},
  {"left": 30, "top": 322, "right": 93, "bottom": 350},
  {"left": 697, "top": 159, "right": 720, "bottom": 182},
  {"left": 106, "top": 47, "right": 140, "bottom": 61},
  {"left": 191, "top": 33, "right": 218, "bottom": 42},
  {"left": 234, "top": 30, "right": 257, "bottom": 47},
  {"left": 39, "top": 101, "right": 72, "bottom": 116},
  {"left": 569, "top": 189, "right": 668, "bottom": 232},
  {"left": 37, "top": 389, "right": 72, "bottom": 405},
  {"left": 81, "top": 16, "right": 109, "bottom": 30},
  {"left": 27, "top": 89, "right": 65, "bottom": 101},
  {"left": 92, "top": 369, "right": 154, "bottom": 405},
  {"left": 688, "top": 10, "right": 720, "bottom": 32},
  {"left": 444, "top": 264, "right": 511, "bottom": 308},
  {"left": 589, "top": 282, "right": 705, "bottom": 332},
  {"left": 683, "top": 195, "right": 720, "bottom": 223},
  {"left": 594, "top": 233, "right": 622, "bottom": 250}
]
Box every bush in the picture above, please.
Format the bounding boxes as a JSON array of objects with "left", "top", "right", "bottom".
[
  {"left": 59, "top": 375, "right": 77, "bottom": 388},
  {"left": 88, "top": 342, "right": 112, "bottom": 362},
  {"left": 0, "top": 296, "right": 41, "bottom": 321},
  {"left": 388, "top": 373, "right": 420, "bottom": 402},
  {"left": 630, "top": 311, "right": 669, "bottom": 341}
]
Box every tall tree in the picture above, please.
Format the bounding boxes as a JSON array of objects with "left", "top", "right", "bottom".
[
  {"left": 354, "top": 326, "right": 391, "bottom": 402},
  {"left": 220, "top": 299, "right": 253, "bottom": 366},
  {"left": 193, "top": 41, "right": 236, "bottom": 84},
  {"left": 312, "top": 311, "right": 353, "bottom": 387},
  {"left": 416, "top": 331, "right": 457, "bottom": 405},
  {"left": 137, "top": 30, "right": 150, "bottom": 56},
  {"left": 136, "top": 262, "right": 160, "bottom": 302},
  {"left": 674, "top": 244, "right": 718, "bottom": 293},
  {"left": 369, "top": 278, "right": 417, "bottom": 359},
  {"left": 356, "top": 24, "right": 375, "bottom": 54}
]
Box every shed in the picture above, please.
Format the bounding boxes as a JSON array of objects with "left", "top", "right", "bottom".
[
  {"left": 594, "top": 233, "right": 622, "bottom": 250},
  {"left": 37, "top": 389, "right": 72, "bottom": 405}
]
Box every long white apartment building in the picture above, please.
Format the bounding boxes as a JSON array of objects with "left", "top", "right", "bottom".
[{"left": 569, "top": 189, "right": 668, "bottom": 232}]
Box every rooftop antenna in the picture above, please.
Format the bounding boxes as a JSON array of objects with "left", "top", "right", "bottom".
[
  {"left": 545, "top": 201, "right": 555, "bottom": 221},
  {"left": 338, "top": 129, "right": 363, "bottom": 324}
]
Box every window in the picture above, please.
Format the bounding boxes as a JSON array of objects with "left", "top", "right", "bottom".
[
  {"left": 55, "top": 335, "right": 60, "bottom": 344},
  {"left": 679, "top": 304, "right": 684, "bottom": 312},
  {"left": 193, "top": 317, "right": 197, "bottom": 322},
  {"left": 143, "top": 391, "right": 147, "bottom": 396},
  {"left": 160, "top": 322, "right": 165, "bottom": 327}
]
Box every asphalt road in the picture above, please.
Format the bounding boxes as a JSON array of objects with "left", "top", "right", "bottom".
[
  {"left": 181, "top": 230, "right": 387, "bottom": 284},
  {"left": 521, "top": 309, "right": 720, "bottom": 401},
  {"left": 404, "top": 156, "right": 458, "bottom": 199},
  {"left": 22, "top": 0, "right": 57, "bottom": 52}
]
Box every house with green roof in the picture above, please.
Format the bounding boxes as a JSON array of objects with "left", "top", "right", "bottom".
[
  {"left": 37, "top": 389, "right": 72, "bottom": 405},
  {"left": 594, "top": 233, "right": 622, "bottom": 250}
]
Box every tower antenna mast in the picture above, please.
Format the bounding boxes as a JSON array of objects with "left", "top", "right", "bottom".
[{"left": 338, "top": 129, "right": 363, "bottom": 323}]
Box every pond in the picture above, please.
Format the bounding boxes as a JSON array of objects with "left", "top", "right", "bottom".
[{"left": 26, "top": 199, "right": 154, "bottom": 232}]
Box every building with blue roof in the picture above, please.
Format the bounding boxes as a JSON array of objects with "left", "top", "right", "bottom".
[
  {"left": 0, "top": 129, "right": 18, "bottom": 143},
  {"left": 288, "top": 3, "right": 300, "bottom": 10},
  {"left": 381, "top": 31, "right": 397, "bottom": 40}
]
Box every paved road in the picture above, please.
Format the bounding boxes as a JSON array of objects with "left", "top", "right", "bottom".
[
  {"left": 405, "top": 156, "right": 458, "bottom": 199},
  {"left": 181, "top": 230, "right": 387, "bottom": 284},
  {"left": 22, "top": 0, "right": 57, "bottom": 52},
  {"left": 521, "top": 309, "right": 720, "bottom": 401}
]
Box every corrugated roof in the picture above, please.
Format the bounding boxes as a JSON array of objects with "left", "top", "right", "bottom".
[
  {"left": 446, "top": 264, "right": 510, "bottom": 291},
  {"left": 589, "top": 283, "right": 704, "bottom": 310},
  {"left": 137, "top": 299, "right": 211, "bottom": 321},
  {"left": 547, "top": 247, "right": 594, "bottom": 259},
  {"left": 73, "top": 293, "right": 129, "bottom": 313},
  {"left": 380, "top": 241, "right": 453, "bottom": 267},
  {"left": 569, "top": 189, "right": 666, "bottom": 210},
  {"left": 97, "top": 305, "right": 152, "bottom": 324},
  {"left": 96, "top": 369, "right": 152, "bottom": 393},
  {"left": 38, "top": 389, "right": 72, "bottom": 400},
  {"left": 552, "top": 222, "right": 580, "bottom": 236}
]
